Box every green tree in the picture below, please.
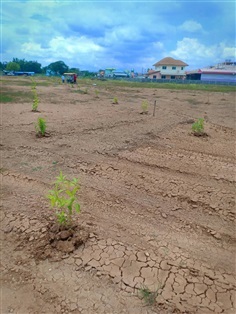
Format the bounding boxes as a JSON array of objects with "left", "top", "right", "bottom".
[
  {"left": 6, "top": 62, "right": 20, "bottom": 71},
  {"left": 69, "top": 67, "right": 80, "bottom": 75},
  {"left": 24, "top": 61, "right": 42, "bottom": 73},
  {"left": 0, "top": 62, "right": 7, "bottom": 71},
  {"left": 12, "top": 58, "right": 42, "bottom": 73},
  {"left": 47, "top": 61, "right": 69, "bottom": 75}
]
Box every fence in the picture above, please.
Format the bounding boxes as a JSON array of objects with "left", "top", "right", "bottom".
[{"left": 110, "top": 77, "right": 236, "bottom": 86}]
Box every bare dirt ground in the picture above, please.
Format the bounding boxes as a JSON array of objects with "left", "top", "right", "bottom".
[{"left": 1, "top": 77, "right": 235, "bottom": 314}]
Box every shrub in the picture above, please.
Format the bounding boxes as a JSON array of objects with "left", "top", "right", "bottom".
[
  {"left": 192, "top": 118, "right": 204, "bottom": 135},
  {"left": 47, "top": 171, "right": 81, "bottom": 226},
  {"left": 35, "top": 117, "right": 46, "bottom": 136}
]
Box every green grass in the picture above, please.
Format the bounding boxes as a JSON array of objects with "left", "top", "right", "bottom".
[
  {"left": 1, "top": 90, "right": 33, "bottom": 103},
  {"left": 1, "top": 75, "right": 235, "bottom": 92},
  {"left": 1, "top": 95, "right": 13, "bottom": 102},
  {"left": 79, "top": 78, "right": 236, "bottom": 92},
  {"left": 139, "top": 285, "right": 159, "bottom": 305}
]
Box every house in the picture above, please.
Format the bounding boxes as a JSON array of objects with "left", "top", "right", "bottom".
[
  {"left": 145, "top": 69, "right": 161, "bottom": 79},
  {"left": 186, "top": 61, "right": 236, "bottom": 83},
  {"left": 152, "top": 57, "right": 188, "bottom": 79}
]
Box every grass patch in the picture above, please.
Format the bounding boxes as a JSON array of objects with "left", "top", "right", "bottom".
[
  {"left": 139, "top": 285, "right": 159, "bottom": 305},
  {"left": 1, "top": 95, "right": 13, "bottom": 102},
  {"left": 79, "top": 78, "right": 236, "bottom": 92},
  {"left": 0, "top": 90, "right": 33, "bottom": 103},
  {"left": 187, "top": 98, "right": 201, "bottom": 105}
]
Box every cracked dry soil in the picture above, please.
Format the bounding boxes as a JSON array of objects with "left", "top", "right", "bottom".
[{"left": 1, "top": 76, "right": 236, "bottom": 314}]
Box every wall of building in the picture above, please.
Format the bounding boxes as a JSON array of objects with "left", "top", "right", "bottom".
[
  {"left": 154, "top": 65, "right": 186, "bottom": 76},
  {"left": 147, "top": 72, "right": 161, "bottom": 79},
  {"left": 201, "top": 73, "right": 236, "bottom": 82}
]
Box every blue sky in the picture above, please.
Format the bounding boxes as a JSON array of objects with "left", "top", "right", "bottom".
[{"left": 1, "top": 0, "right": 235, "bottom": 72}]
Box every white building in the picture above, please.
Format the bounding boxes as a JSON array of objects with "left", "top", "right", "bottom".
[{"left": 152, "top": 57, "right": 188, "bottom": 79}]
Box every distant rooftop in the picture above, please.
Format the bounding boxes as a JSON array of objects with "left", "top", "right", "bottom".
[
  {"left": 204, "top": 61, "right": 236, "bottom": 71},
  {"left": 153, "top": 57, "right": 188, "bottom": 67}
]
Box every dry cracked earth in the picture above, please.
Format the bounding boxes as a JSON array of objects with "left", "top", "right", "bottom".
[{"left": 1, "top": 77, "right": 236, "bottom": 313}]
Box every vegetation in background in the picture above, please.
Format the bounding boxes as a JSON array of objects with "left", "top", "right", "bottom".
[
  {"left": 6, "top": 61, "right": 20, "bottom": 72},
  {"left": 45, "top": 60, "right": 69, "bottom": 75},
  {"left": 47, "top": 171, "right": 81, "bottom": 226},
  {"left": 0, "top": 89, "right": 33, "bottom": 103},
  {"left": 1, "top": 95, "right": 13, "bottom": 103}
]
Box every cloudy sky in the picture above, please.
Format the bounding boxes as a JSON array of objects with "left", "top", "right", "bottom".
[{"left": 2, "top": 0, "right": 235, "bottom": 72}]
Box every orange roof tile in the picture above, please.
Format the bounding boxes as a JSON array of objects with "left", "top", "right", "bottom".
[{"left": 153, "top": 57, "right": 188, "bottom": 67}]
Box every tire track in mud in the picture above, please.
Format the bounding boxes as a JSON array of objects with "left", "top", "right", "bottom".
[
  {"left": 70, "top": 156, "right": 235, "bottom": 220},
  {"left": 118, "top": 147, "right": 235, "bottom": 183}
]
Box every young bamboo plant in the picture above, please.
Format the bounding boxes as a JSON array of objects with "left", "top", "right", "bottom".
[
  {"left": 113, "top": 97, "right": 118, "bottom": 104},
  {"left": 32, "top": 91, "right": 39, "bottom": 111},
  {"left": 192, "top": 118, "right": 205, "bottom": 136},
  {"left": 47, "top": 171, "right": 81, "bottom": 226},
  {"left": 35, "top": 117, "right": 46, "bottom": 136},
  {"left": 141, "top": 100, "right": 149, "bottom": 114}
]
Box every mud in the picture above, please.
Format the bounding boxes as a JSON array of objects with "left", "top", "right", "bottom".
[{"left": 1, "top": 76, "right": 235, "bottom": 313}]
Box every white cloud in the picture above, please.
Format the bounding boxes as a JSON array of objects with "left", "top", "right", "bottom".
[
  {"left": 20, "top": 36, "right": 104, "bottom": 68},
  {"left": 170, "top": 38, "right": 236, "bottom": 68},
  {"left": 179, "top": 20, "right": 203, "bottom": 33},
  {"left": 21, "top": 36, "right": 103, "bottom": 57},
  {"left": 220, "top": 44, "right": 236, "bottom": 59},
  {"left": 153, "top": 41, "right": 164, "bottom": 50}
]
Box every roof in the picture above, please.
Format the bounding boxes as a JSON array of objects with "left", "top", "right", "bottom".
[
  {"left": 153, "top": 57, "right": 188, "bottom": 67},
  {"left": 186, "top": 69, "right": 236, "bottom": 75},
  {"left": 201, "top": 70, "right": 236, "bottom": 75},
  {"left": 146, "top": 70, "right": 160, "bottom": 75}
]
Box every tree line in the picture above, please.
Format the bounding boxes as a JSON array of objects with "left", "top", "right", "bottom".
[{"left": 0, "top": 58, "right": 80, "bottom": 75}]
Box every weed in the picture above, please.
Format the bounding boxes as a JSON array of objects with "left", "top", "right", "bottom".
[
  {"left": 1, "top": 95, "right": 13, "bottom": 103},
  {"left": 95, "top": 89, "right": 99, "bottom": 97},
  {"left": 32, "top": 166, "right": 42, "bottom": 171},
  {"left": 32, "top": 91, "right": 39, "bottom": 111},
  {"left": 35, "top": 117, "right": 46, "bottom": 136},
  {"left": 1, "top": 90, "right": 33, "bottom": 103},
  {"left": 47, "top": 171, "right": 81, "bottom": 226},
  {"left": 192, "top": 118, "right": 205, "bottom": 135},
  {"left": 187, "top": 98, "right": 201, "bottom": 106},
  {"left": 73, "top": 88, "right": 88, "bottom": 94},
  {"left": 141, "top": 100, "right": 149, "bottom": 114},
  {"left": 139, "top": 285, "right": 159, "bottom": 305},
  {"left": 113, "top": 97, "right": 118, "bottom": 104}
]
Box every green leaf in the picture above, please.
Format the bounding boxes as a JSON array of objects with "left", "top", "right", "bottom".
[{"left": 75, "top": 203, "right": 80, "bottom": 212}]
